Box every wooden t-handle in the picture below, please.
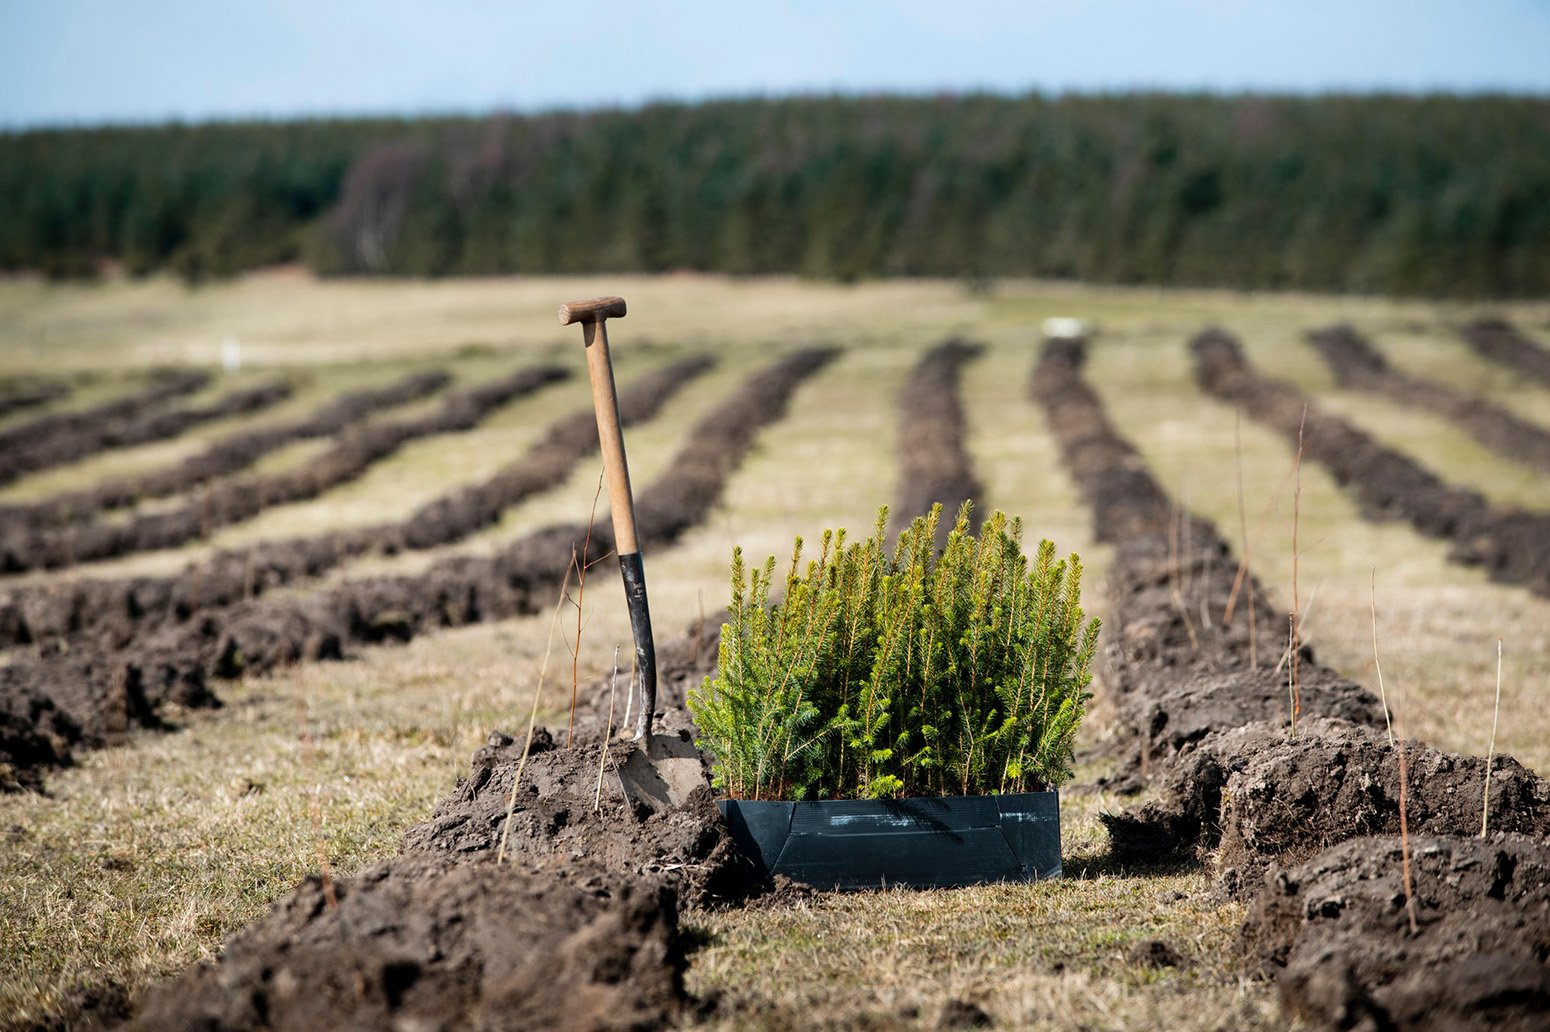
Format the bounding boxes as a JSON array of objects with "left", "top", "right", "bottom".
[
  {"left": 558, "top": 296, "right": 627, "bottom": 325},
  {"left": 564, "top": 298, "right": 638, "bottom": 556}
]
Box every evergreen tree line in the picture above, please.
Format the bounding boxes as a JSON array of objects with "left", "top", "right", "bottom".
[{"left": 3, "top": 92, "right": 1547, "bottom": 296}]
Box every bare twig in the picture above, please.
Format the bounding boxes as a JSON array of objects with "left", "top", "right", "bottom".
[
  {"left": 1483, "top": 636, "right": 1504, "bottom": 837},
  {"left": 1370, "top": 569, "right": 1394, "bottom": 747},
  {"left": 497, "top": 564, "right": 574, "bottom": 864},
  {"left": 1224, "top": 449, "right": 1299, "bottom": 626},
  {"left": 294, "top": 665, "right": 336, "bottom": 910},
  {"left": 595, "top": 645, "right": 621, "bottom": 812}
]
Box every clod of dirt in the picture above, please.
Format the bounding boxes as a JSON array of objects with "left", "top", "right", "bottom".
[
  {"left": 1102, "top": 716, "right": 1550, "bottom": 898},
  {"left": 1242, "top": 833, "right": 1550, "bottom": 1032},
  {"left": 399, "top": 726, "right": 755, "bottom": 908},
  {"left": 1127, "top": 940, "right": 1182, "bottom": 969},
  {"left": 121, "top": 857, "right": 688, "bottom": 1032},
  {"left": 1214, "top": 719, "right": 1550, "bottom": 899}
]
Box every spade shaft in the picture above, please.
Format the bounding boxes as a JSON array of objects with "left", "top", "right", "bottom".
[{"left": 559, "top": 296, "right": 657, "bottom": 742}]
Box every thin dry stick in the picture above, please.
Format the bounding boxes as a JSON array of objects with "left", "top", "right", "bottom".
[
  {"left": 1167, "top": 504, "right": 1200, "bottom": 650},
  {"left": 1273, "top": 577, "right": 1323, "bottom": 676},
  {"left": 1234, "top": 410, "right": 1257, "bottom": 668},
  {"left": 568, "top": 469, "right": 607, "bottom": 748},
  {"left": 621, "top": 651, "right": 636, "bottom": 734},
  {"left": 1370, "top": 569, "right": 1395, "bottom": 747},
  {"left": 1199, "top": 529, "right": 1214, "bottom": 631},
  {"left": 1482, "top": 636, "right": 1504, "bottom": 837},
  {"left": 1290, "top": 404, "right": 1307, "bottom": 735},
  {"left": 294, "top": 666, "right": 337, "bottom": 910},
  {"left": 594, "top": 645, "right": 621, "bottom": 812},
  {"left": 497, "top": 565, "right": 574, "bottom": 864}
]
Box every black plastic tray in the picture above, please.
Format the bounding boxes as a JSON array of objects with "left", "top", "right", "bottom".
[{"left": 716, "top": 791, "right": 1060, "bottom": 890}]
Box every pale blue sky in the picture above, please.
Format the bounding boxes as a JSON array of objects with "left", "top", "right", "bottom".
[{"left": 3, "top": 1, "right": 1549, "bottom": 128}]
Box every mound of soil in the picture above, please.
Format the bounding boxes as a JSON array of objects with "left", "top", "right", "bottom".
[
  {"left": 123, "top": 857, "right": 688, "bottom": 1032},
  {"left": 0, "top": 369, "right": 451, "bottom": 532},
  {"left": 0, "top": 357, "right": 711, "bottom": 652},
  {"left": 1461, "top": 317, "right": 1550, "bottom": 389},
  {"left": 1242, "top": 833, "right": 1550, "bottom": 1031},
  {"left": 896, "top": 339, "right": 984, "bottom": 545},
  {"left": 1193, "top": 328, "right": 1550, "bottom": 598},
  {"left": 1, "top": 364, "right": 568, "bottom": 573},
  {"left": 1310, "top": 324, "right": 1550, "bottom": 474},
  {"left": 400, "top": 731, "right": 751, "bottom": 908},
  {"left": 0, "top": 369, "right": 210, "bottom": 487}
]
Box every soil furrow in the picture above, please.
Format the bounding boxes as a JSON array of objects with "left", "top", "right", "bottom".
[
  {"left": 0, "top": 349, "right": 830, "bottom": 790},
  {"left": 0, "top": 369, "right": 451, "bottom": 531},
  {"left": 1461, "top": 317, "right": 1550, "bottom": 389},
  {"left": 1309, "top": 323, "right": 1550, "bottom": 474},
  {"left": 55, "top": 352, "right": 831, "bottom": 1031},
  {"left": 1036, "top": 334, "right": 1550, "bottom": 1030},
  {"left": 0, "top": 364, "right": 567, "bottom": 573},
  {"left": 0, "top": 369, "right": 211, "bottom": 486},
  {"left": 0, "top": 375, "right": 70, "bottom": 418},
  {"left": 1194, "top": 327, "right": 1550, "bottom": 598},
  {"left": 895, "top": 338, "right": 984, "bottom": 544},
  {"left": 0, "top": 357, "right": 712, "bottom": 652},
  {"left": 1031, "top": 337, "right": 1384, "bottom": 770}
]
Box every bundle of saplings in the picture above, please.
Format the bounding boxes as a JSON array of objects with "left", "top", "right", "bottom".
[{"left": 690, "top": 503, "right": 1099, "bottom": 801}]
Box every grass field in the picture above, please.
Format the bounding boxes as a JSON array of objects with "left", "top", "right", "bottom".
[{"left": 2, "top": 271, "right": 1548, "bottom": 1030}]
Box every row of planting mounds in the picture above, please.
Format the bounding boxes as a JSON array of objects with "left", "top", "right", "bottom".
[
  {"left": 1310, "top": 323, "right": 1550, "bottom": 474},
  {"left": 1241, "top": 833, "right": 1550, "bottom": 1031},
  {"left": 0, "top": 368, "right": 211, "bottom": 486},
  {"left": 1461, "top": 317, "right": 1550, "bottom": 389},
  {"left": 109, "top": 610, "right": 743, "bottom": 1032},
  {"left": 0, "top": 350, "right": 830, "bottom": 788},
  {"left": 0, "top": 369, "right": 451, "bottom": 531},
  {"left": 895, "top": 338, "right": 984, "bottom": 546},
  {"left": 0, "top": 374, "right": 70, "bottom": 418},
  {"left": 0, "top": 363, "right": 568, "bottom": 573},
  {"left": 1038, "top": 334, "right": 1550, "bottom": 1029},
  {"left": 0, "top": 356, "right": 712, "bottom": 653},
  {"left": 96, "top": 371, "right": 792, "bottom": 1031},
  {"left": 1031, "top": 336, "right": 1383, "bottom": 769},
  {"left": 1193, "top": 328, "right": 1550, "bottom": 599}
]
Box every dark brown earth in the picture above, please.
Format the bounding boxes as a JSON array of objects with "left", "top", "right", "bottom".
[
  {"left": 1242, "top": 833, "right": 1550, "bottom": 1032},
  {"left": 0, "top": 369, "right": 450, "bottom": 531},
  {"left": 1309, "top": 323, "right": 1550, "bottom": 474},
  {"left": 107, "top": 603, "right": 733, "bottom": 1032},
  {"left": 0, "top": 375, "right": 70, "bottom": 418},
  {"left": 0, "top": 357, "right": 711, "bottom": 651},
  {"left": 895, "top": 339, "right": 984, "bottom": 546},
  {"left": 1038, "top": 333, "right": 1550, "bottom": 1028},
  {"left": 121, "top": 857, "right": 689, "bottom": 1032},
  {"left": 0, "top": 364, "right": 568, "bottom": 573},
  {"left": 1461, "top": 317, "right": 1550, "bottom": 389},
  {"left": 1194, "top": 327, "right": 1550, "bottom": 599},
  {"left": 0, "top": 369, "right": 211, "bottom": 486},
  {"left": 0, "top": 350, "right": 828, "bottom": 789}
]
